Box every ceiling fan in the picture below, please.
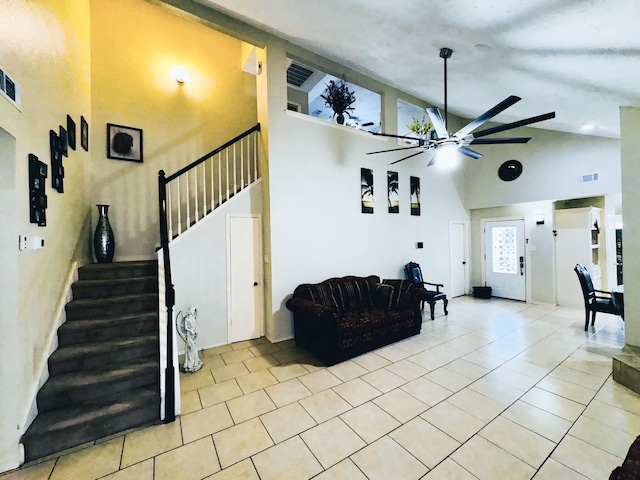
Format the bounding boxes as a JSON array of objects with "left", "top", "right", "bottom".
[{"left": 367, "top": 47, "right": 556, "bottom": 166}]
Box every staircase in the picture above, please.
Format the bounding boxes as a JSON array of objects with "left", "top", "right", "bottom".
[{"left": 21, "top": 261, "right": 161, "bottom": 462}]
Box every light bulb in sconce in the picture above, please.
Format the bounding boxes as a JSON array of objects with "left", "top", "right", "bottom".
[{"left": 171, "top": 66, "right": 189, "bottom": 84}]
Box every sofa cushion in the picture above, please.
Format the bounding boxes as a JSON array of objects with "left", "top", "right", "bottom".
[
  {"left": 382, "top": 279, "right": 416, "bottom": 309},
  {"left": 335, "top": 308, "right": 417, "bottom": 350},
  {"left": 297, "top": 282, "right": 341, "bottom": 310},
  {"left": 373, "top": 283, "right": 394, "bottom": 310}
]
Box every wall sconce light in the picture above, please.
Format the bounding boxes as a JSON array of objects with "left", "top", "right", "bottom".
[
  {"left": 171, "top": 66, "right": 189, "bottom": 84},
  {"left": 535, "top": 214, "right": 545, "bottom": 225}
]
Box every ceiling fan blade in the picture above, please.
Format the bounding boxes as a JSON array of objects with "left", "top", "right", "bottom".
[
  {"left": 426, "top": 108, "right": 449, "bottom": 138},
  {"left": 427, "top": 157, "right": 436, "bottom": 167},
  {"left": 389, "top": 150, "right": 425, "bottom": 165},
  {"left": 371, "top": 132, "right": 421, "bottom": 141},
  {"left": 366, "top": 145, "right": 423, "bottom": 155},
  {"left": 454, "top": 95, "right": 521, "bottom": 137},
  {"left": 470, "top": 137, "right": 531, "bottom": 145},
  {"left": 360, "top": 122, "right": 374, "bottom": 127},
  {"left": 472, "top": 112, "right": 556, "bottom": 138},
  {"left": 459, "top": 146, "right": 483, "bottom": 160}
]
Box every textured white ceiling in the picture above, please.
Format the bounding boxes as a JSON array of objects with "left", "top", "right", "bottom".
[{"left": 197, "top": 0, "right": 640, "bottom": 138}]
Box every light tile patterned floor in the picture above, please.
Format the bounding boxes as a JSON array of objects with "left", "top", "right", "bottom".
[{"left": 3, "top": 296, "right": 638, "bottom": 480}]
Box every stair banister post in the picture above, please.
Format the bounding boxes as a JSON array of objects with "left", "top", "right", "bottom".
[{"left": 158, "top": 170, "right": 176, "bottom": 423}]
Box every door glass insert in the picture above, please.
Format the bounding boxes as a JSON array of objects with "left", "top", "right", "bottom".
[{"left": 492, "top": 226, "right": 517, "bottom": 274}]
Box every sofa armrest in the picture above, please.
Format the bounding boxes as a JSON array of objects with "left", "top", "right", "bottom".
[{"left": 286, "top": 297, "right": 336, "bottom": 317}]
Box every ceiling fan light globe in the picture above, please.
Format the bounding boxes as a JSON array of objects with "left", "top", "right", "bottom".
[{"left": 435, "top": 144, "right": 460, "bottom": 169}]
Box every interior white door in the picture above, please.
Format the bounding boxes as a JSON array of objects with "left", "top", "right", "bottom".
[
  {"left": 228, "top": 215, "right": 263, "bottom": 342},
  {"left": 449, "top": 222, "right": 467, "bottom": 297},
  {"left": 484, "top": 219, "right": 526, "bottom": 301}
]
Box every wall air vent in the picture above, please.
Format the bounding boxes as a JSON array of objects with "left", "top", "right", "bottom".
[
  {"left": 287, "top": 62, "right": 314, "bottom": 87},
  {"left": 286, "top": 101, "right": 301, "bottom": 112},
  {"left": 577, "top": 172, "right": 599, "bottom": 184},
  {"left": 0, "top": 64, "right": 22, "bottom": 110}
]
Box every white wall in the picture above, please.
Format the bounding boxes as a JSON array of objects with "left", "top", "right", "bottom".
[
  {"left": 470, "top": 201, "right": 555, "bottom": 305},
  {"left": 170, "top": 182, "right": 263, "bottom": 350},
  {"left": 621, "top": 107, "right": 640, "bottom": 347},
  {"left": 265, "top": 112, "right": 469, "bottom": 341},
  {"left": 464, "top": 127, "right": 620, "bottom": 210}
]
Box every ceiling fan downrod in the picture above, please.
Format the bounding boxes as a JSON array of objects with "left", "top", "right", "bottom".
[{"left": 440, "top": 47, "right": 453, "bottom": 131}]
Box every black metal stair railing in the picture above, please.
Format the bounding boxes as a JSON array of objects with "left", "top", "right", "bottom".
[{"left": 157, "top": 123, "right": 261, "bottom": 422}]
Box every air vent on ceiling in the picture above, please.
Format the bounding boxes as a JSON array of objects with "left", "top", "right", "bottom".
[
  {"left": 577, "top": 172, "right": 599, "bottom": 183},
  {"left": 287, "top": 62, "right": 314, "bottom": 87},
  {"left": 0, "top": 64, "right": 22, "bottom": 109}
]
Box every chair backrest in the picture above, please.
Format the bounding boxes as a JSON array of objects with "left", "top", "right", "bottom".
[
  {"left": 574, "top": 264, "right": 595, "bottom": 303},
  {"left": 404, "top": 262, "right": 423, "bottom": 286}
]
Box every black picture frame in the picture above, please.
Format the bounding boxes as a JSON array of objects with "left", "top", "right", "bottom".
[
  {"left": 410, "top": 176, "right": 421, "bottom": 216},
  {"left": 361, "top": 168, "right": 373, "bottom": 214},
  {"left": 387, "top": 171, "right": 399, "bottom": 214},
  {"left": 59, "top": 125, "right": 68, "bottom": 157},
  {"left": 50, "top": 129, "right": 64, "bottom": 193},
  {"left": 107, "top": 123, "right": 143, "bottom": 162},
  {"left": 81, "top": 115, "right": 89, "bottom": 151},
  {"left": 29, "top": 153, "right": 48, "bottom": 226},
  {"left": 67, "top": 115, "right": 76, "bottom": 151}
]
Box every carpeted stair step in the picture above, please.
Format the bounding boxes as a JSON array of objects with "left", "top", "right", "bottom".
[
  {"left": 65, "top": 293, "right": 158, "bottom": 320},
  {"left": 57, "top": 312, "right": 158, "bottom": 346},
  {"left": 71, "top": 276, "right": 158, "bottom": 299},
  {"left": 48, "top": 336, "right": 158, "bottom": 375},
  {"left": 78, "top": 261, "right": 157, "bottom": 281},
  {"left": 37, "top": 358, "right": 158, "bottom": 413},
  {"left": 22, "top": 387, "right": 159, "bottom": 462}
]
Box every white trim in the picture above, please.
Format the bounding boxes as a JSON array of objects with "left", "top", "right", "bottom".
[{"left": 284, "top": 109, "right": 387, "bottom": 140}]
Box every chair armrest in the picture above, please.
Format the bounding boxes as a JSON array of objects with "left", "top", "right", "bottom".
[
  {"left": 286, "top": 297, "right": 336, "bottom": 317},
  {"left": 594, "top": 289, "right": 613, "bottom": 299},
  {"left": 423, "top": 282, "right": 444, "bottom": 292}
]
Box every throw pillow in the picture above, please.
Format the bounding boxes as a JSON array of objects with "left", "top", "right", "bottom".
[{"left": 373, "top": 283, "right": 394, "bottom": 310}]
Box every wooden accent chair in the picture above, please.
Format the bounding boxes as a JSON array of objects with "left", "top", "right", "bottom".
[
  {"left": 574, "top": 263, "right": 620, "bottom": 331},
  {"left": 404, "top": 262, "right": 448, "bottom": 320}
]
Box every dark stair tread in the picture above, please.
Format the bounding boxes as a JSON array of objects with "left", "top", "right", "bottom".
[
  {"left": 23, "top": 387, "right": 159, "bottom": 437},
  {"left": 40, "top": 359, "right": 158, "bottom": 395},
  {"left": 72, "top": 276, "right": 158, "bottom": 292},
  {"left": 67, "top": 292, "right": 159, "bottom": 308},
  {"left": 50, "top": 336, "right": 158, "bottom": 362},
  {"left": 78, "top": 261, "right": 158, "bottom": 280},
  {"left": 60, "top": 312, "right": 158, "bottom": 331}
]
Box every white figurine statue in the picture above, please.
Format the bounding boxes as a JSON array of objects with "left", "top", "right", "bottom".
[{"left": 176, "top": 307, "right": 203, "bottom": 373}]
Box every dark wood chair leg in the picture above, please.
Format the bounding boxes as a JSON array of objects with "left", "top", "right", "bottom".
[
  {"left": 591, "top": 310, "right": 597, "bottom": 327},
  {"left": 443, "top": 298, "right": 449, "bottom": 315},
  {"left": 584, "top": 306, "right": 590, "bottom": 331},
  {"left": 429, "top": 302, "right": 435, "bottom": 320}
]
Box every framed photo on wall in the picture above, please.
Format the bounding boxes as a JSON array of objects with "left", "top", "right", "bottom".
[
  {"left": 361, "top": 168, "right": 374, "bottom": 214},
  {"left": 81, "top": 116, "right": 89, "bottom": 151},
  {"left": 107, "top": 123, "right": 143, "bottom": 162},
  {"left": 67, "top": 115, "right": 76, "bottom": 151},
  {"left": 410, "top": 176, "right": 421, "bottom": 216},
  {"left": 387, "top": 171, "right": 399, "bottom": 213}
]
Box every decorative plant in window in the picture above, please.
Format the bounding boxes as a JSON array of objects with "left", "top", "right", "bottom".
[
  {"left": 407, "top": 115, "right": 433, "bottom": 145},
  {"left": 321, "top": 78, "right": 356, "bottom": 125}
]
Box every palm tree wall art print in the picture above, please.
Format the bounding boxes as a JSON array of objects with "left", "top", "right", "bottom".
[
  {"left": 410, "top": 176, "right": 420, "bottom": 216},
  {"left": 388, "top": 171, "right": 399, "bottom": 213},
  {"left": 361, "top": 168, "right": 374, "bottom": 214}
]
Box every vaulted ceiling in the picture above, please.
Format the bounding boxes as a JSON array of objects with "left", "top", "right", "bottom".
[{"left": 196, "top": 0, "right": 640, "bottom": 139}]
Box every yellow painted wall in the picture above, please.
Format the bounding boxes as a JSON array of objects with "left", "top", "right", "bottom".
[
  {"left": 89, "top": 0, "right": 258, "bottom": 259},
  {"left": 0, "top": 0, "right": 92, "bottom": 471}
]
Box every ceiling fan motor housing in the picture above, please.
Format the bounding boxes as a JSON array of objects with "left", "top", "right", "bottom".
[{"left": 440, "top": 47, "right": 453, "bottom": 59}]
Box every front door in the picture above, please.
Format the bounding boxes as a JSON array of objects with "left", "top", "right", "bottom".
[
  {"left": 228, "top": 215, "right": 264, "bottom": 342},
  {"left": 484, "top": 220, "right": 526, "bottom": 301}
]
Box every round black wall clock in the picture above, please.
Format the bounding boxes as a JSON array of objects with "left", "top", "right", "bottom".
[{"left": 498, "top": 160, "right": 523, "bottom": 181}]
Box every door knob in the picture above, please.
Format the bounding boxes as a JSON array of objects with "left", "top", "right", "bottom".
[{"left": 253, "top": 282, "right": 259, "bottom": 286}]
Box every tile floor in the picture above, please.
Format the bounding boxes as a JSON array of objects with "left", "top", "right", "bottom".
[{"left": 3, "top": 296, "right": 639, "bottom": 480}]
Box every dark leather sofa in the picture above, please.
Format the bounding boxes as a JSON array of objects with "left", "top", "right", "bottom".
[{"left": 285, "top": 275, "right": 423, "bottom": 366}]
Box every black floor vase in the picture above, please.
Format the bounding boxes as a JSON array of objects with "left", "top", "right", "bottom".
[{"left": 94, "top": 204, "right": 115, "bottom": 263}]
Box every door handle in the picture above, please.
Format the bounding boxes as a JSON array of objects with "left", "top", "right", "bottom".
[
  {"left": 253, "top": 282, "right": 259, "bottom": 286},
  {"left": 519, "top": 256, "right": 524, "bottom": 276}
]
